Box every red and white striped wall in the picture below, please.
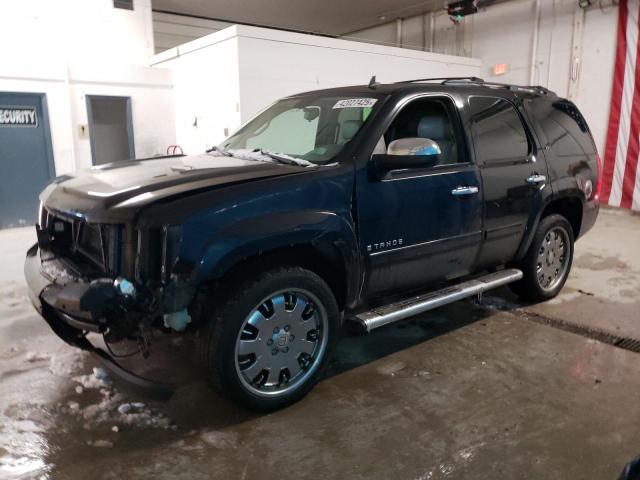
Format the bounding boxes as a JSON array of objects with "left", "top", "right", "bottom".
[{"left": 602, "top": 0, "right": 640, "bottom": 211}]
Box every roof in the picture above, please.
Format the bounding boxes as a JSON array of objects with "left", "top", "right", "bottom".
[{"left": 289, "top": 77, "right": 558, "bottom": 101}]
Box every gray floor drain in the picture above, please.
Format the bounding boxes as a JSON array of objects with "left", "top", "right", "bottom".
[{"left": 523, "top": 311, "right": 640, "bottom": 354}]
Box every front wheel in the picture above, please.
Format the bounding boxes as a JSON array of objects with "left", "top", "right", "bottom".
[
  {"left": 196, "top": 267, "right": 339, "bottom": 411},
  {"left": 510, "top": 214, "right": 575, "bottom": 302}
]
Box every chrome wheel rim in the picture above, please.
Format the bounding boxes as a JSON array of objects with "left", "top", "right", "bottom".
[
  {"left": 536, "top": 226, "right": 570, "bottom": 291},
  {"left": 234, "top": 289, "right": 329, "bottom": 398}
]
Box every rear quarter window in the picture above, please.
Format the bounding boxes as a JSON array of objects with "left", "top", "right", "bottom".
[{"left": 526, "top": 98, "right": 595, "bottom": 157}]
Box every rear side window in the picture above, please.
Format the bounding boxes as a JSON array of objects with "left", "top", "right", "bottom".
[
  {"left": 526, "top": 99, "right": 595, "bottom": 157},
  {"left": 469, "top": 97, "right": 529, "bottom": 164}
]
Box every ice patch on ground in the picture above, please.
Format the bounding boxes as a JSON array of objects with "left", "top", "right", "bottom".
[
  {"left": 87, "top": 439, "right": 113, "bottom": 448},
  {"left": 376, "top": 360, "right": 406, "bottom": 376},
  {"left": 73, "top": 367, "right": 111, "bottom": 390},
  {"left": 475, "top": 295, "right": 521, "bottom": 311},
  {"left": 25, "top": 351, "right": 49, "bottom": 363},
  {"left": 199, "top": 430, "right": 238, "bottom": 449},
  {"left": 48, "top": 350, "right": 86, "bottom": 377},
  {"left": 170, "top": 429, "right": 238, "bottom": 452},
  {"left": 59, "top": 368, "right": 174, "bottom": 431}
]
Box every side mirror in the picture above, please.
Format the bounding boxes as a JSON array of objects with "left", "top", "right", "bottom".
[{"left": 372, "top": 138, "right": 441, "bottom": 174}]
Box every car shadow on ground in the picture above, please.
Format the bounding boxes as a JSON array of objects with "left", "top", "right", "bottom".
[
  {"left": 107, "top": 290, "right": 516, "bottom": 427},
  {"left": 36, "top": 288, "right": 520, "bottom": 476}
]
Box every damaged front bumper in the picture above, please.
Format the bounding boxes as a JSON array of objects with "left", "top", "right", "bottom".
[{"left": 24, "top": 243, "right": 177, "bottom": 397}]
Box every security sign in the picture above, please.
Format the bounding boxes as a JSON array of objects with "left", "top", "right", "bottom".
[{"left": 0, "top": 106, "right": 38, "bottom": 127}]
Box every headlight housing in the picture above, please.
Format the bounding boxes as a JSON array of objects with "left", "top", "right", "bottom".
[{"left": 136, "top": 225, "right": 182, "bottom": 284}]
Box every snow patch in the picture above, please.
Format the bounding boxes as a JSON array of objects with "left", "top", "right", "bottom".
[
  {"left": 26, "top": 351, "right": 49, "bottom": 363},
  {"left": 73, "top": 367, "right": 111, "bottom": 390},
  {"left": 49, "top": 350, "right": 86, "bottom": 377},
  {"left": 376, "top": 360, "right": 406, "bottom": 376},
  {"left": 199, "top": 430, "right": 238, "bottom": 449},
  {"left": 475, "top": 295, "right": 520, "bottom": 311},
  {"left": 87, "top": 439, "right": 113, "bottom": 448}
]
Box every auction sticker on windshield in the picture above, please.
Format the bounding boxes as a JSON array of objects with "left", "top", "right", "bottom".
[{"left": 333, "top": 98, "right": 377, "bottom": 109}]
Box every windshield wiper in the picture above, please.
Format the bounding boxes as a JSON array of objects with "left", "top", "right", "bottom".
[
  {"left": 258, "top": 149, "right": 301, "bottom": 166},
  {"left": 206, "top": 145, "right": 233, "bottom": 156},
  {"left": 258, "top": 149, "right": 315, "bottom": 167}
]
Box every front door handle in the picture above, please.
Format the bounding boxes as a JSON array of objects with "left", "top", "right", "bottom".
[
  {"left": 451, "top": 186, "right": 479, "bottom": 196},
  {"left": 526, "top": 174, "right": 547, "bottom": 185}
]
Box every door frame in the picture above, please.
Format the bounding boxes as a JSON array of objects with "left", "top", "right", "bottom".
[
  {"left": 86, "top": 95, "right": 135, "bottom": 165},
  {"left": 0, "top": 91, "right": 56, "bottom": 180}
]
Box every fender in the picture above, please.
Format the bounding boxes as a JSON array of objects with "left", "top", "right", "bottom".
[
  {"left": 514, "top": 185, "right": 585, "bottom": 260},
  {"left": 192, "top": 210, "right": 361, "bottom": 306}
]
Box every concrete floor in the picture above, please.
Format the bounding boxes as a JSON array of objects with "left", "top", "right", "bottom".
[{"left": 0, "top": 207, "right": 639, "bottom": 480}]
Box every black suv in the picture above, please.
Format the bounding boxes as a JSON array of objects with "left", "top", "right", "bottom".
[{"left": 25, "top": 77, "right": 599, "bottom": 410}]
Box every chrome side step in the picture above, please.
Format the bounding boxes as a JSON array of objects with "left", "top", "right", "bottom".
[{"left": 352, "top": 269, "right": 523, "bottom": 332}]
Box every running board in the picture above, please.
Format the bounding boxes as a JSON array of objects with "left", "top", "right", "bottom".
[{"left": 352, "top": 269, "right": 523, "bottom": 332}]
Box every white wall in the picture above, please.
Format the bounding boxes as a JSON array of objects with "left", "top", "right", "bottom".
[
  {"left": 153, "top": 11, "right": 233, "bottom": 54},
  {"left": 345, "top": 0, "right": 619, "bottom": 154},
  {"left": 151, "top": 29, "right": 242, "bottom": 154},
  {"left": 1, "top": 0, "right": 155, "bottom": 67},
  {"left": 153, "top": 25, "right": 482, "bottom": 153},
  {"left": 0, "top": 0, "right": 177, "bottom": 174},
  {"left": 235, "top": 27, "right": 481, "bottom": 124}
]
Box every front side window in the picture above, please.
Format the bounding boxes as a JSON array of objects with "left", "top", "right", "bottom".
[
  {"left": 378, "top": 97, "right": 463, "bottom": 166},
  {"left": 470, "top": 97, "right": 530, "bottom": 164},
  {"left": 222, "top": 95, "right": 382, "bottom": 165}
]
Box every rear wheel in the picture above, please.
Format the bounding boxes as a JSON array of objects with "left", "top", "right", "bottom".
[
  {"left": 196, "top": 267, "right": 339, "bottom": 411},
  {"left": 510, "top": 214, "right": 574, "bottom": 302}
]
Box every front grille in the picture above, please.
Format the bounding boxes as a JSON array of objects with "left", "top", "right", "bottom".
[{"left": 41, "top": 210, "right": 123, "bottom": 277}]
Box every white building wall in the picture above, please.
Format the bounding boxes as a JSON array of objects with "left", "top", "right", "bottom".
[
  {"left": 0, "top": 0, "right": 176, "bottom": 174},
  {"left": 236, "top": 27, "right": 481, "bottom": 123},
  {"left": 345, "top": 1, "right": 619, "bottom": 154},
  {"left": 151, "top": 30, "right": 243, "bottom": 154},
  {"left": 153, "top": 25, "right": 482, "bottom": 153},
  {"left": 2, "top": 0, "right": 155, "bottom": 67},
  {"left": 152, "top": 11, "right": 233, "bottom": 54}
]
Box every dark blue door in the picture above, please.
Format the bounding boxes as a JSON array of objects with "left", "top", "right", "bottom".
[
  {"left": 0, "top": 92, "right": 55, "bottom": 228},
  {"left": 358, "top": 164, "right": 483, "bottom": 297},
  {"left": 356, "top": 95, "right": 483, "bottom": 298}
]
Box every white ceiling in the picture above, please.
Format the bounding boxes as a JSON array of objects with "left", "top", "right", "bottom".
[{"left": 151, "top": 0, "right": 448, "bottom": 36}]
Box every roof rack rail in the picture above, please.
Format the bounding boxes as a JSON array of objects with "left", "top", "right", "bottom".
[
  {"left": 394, "top": 77, "right": 485, "bottom": 84},
  {"left": 441, "top": 77, "right": 485, "bottom": 85},
  {"left": 394, "top": 77, "right": 555, "bottom": 96}
]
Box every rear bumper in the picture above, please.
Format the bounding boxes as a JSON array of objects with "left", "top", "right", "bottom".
[{"left": 579, "top": 198, "right": 599, "bottom": 239}]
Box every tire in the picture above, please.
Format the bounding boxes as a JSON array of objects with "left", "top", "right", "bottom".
[
  {"left": 510, "top": 214, "right": 575, "bottom": 302},
  {"left": 195, "top": 266, "right": 339, "bottom": 411}
]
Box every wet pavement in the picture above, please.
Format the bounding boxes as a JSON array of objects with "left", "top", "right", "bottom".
[{"left": 1, "top": 208, "right": 639, "bottom": 480}]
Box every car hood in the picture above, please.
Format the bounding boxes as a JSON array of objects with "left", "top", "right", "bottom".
[{"left": 40, "top": 153, "right": 308, "bottom": 222}]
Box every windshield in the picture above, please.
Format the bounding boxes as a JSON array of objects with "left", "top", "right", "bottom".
[{"left": 219, "top": 95, "right": 382, "bottom": 165}]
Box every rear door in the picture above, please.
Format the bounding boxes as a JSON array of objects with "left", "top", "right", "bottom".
[{"left": 469, "top": 95, "right": 549, "bottom": 268}]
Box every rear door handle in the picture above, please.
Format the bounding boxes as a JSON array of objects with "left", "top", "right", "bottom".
[
  {"left": 526, "top": 174, "right": 547, "bottom": 185},
  {"left": 451, "top": 186, "right": 479, "bottom": 196}
]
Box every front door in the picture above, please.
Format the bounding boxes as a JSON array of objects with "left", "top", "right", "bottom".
[
  {"left": 0, "top": 92, "right": 55, "bottom": 229},
  {"left": 357, "top": 96, "right": 483, "bottom": 298}
]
